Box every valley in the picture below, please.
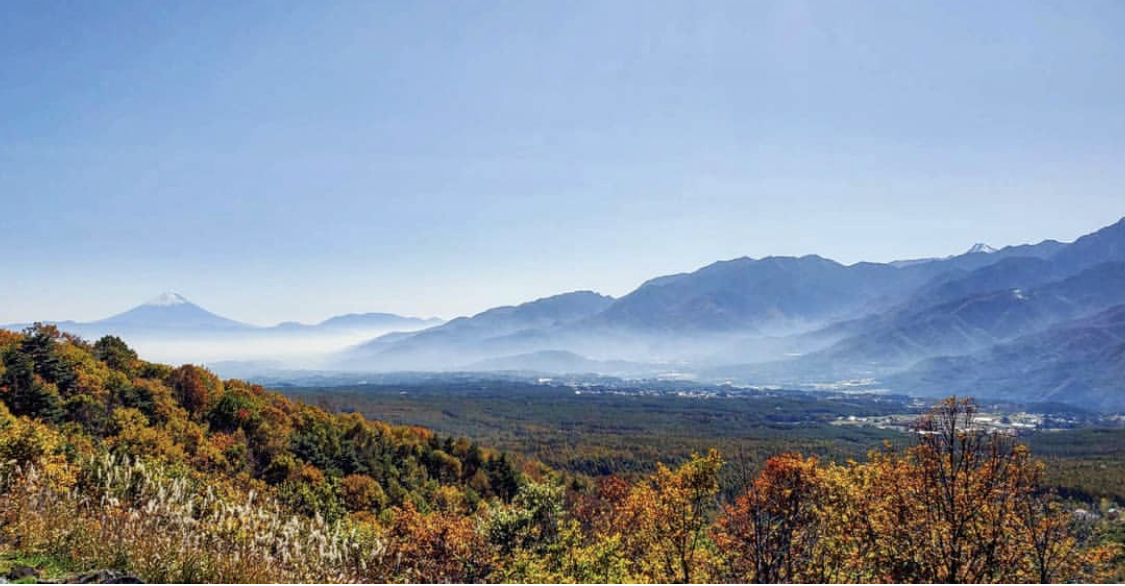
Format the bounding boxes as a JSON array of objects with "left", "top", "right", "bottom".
[
  {"left": 7, "top": 4, "right": 1125, "bottom": 581},
  {"left": 279, "top": 377, "right": 1125, "bottom": 502}
]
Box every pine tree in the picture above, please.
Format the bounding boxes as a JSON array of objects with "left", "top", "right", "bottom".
[{"left": 0, "top": 348, "right": 63, "bottom": 422}]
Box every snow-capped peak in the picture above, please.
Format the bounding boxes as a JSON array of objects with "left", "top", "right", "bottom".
[
  {"left": 145, "top": 292, "right": 190, "bottom": 307},
  {"left": 965, "top": 243, "right": 998, "bottom": 255}
]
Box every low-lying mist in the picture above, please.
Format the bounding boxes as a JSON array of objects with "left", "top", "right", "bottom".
[{"left": 122, "top": 330, "right": 414, "bottom": 370}]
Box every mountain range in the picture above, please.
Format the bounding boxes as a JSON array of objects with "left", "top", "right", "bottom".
[
  {"left": 4, "top": 293, "right": 441, "bottom": 337},
  {"left": 6, "top": 217, "right": 1125, "bottom": 411},
  {"left": 1, "top": 294, "right": 442, "bottom": 367},
  {"left": 336, "top": 217, "right": 1125, "bottom": 410}
]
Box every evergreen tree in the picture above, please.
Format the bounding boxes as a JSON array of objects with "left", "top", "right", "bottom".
[
  {"left": 0, "top": 347, "right": 63, "bottom": 422},
  {"left": 487, "top": 453, "right": 520, "bottom": 502}
]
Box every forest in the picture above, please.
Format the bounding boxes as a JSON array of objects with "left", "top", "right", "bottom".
[
  {"left": 0, "top": 324, "right": 1121, "bottom": 583},
  {"left": 286, "top": 380, "right": 1125, "bottom": 503}
]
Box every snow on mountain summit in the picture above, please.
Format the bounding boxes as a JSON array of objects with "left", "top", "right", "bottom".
[
  {"left": 965, "top": 243, "right": 998, "bottom": 255},
  {"left": 145, "top": 292, "right": 190, "bottom": 307},
  {"left": 96, "top": 292, "right": 249, "bottom": 330}
]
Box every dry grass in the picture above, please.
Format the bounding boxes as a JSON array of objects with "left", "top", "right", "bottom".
[{"left": 0, "top": 454, "right": 390, "bottom": 583}]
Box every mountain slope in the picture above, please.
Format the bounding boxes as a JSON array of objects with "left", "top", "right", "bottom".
[
  {"left": 1051, "top": 216, "right": 1125, "bottom": 269},
  {"left": 92, "top": 292, "right": 253, "bottom": 331},
  {"left": 335, "top": 216, "right": 1125, "bottom": 377},
  {"left": 890, "top": 305, "right": 1125, "bottom": 411},
  {"left": 339, "top": 291, "right": 615, "bottom": 369},
  {"left": 903, "top": 257, "right": 1068, "bottom": 311},
  {"left": 724, "top": 220, "right": 1125, "bottom": 383},
  {"left": 275, "top": 312, "right": 442, "bottom": 333},
  {"left": 0, "top": 324, "right": 527, "bottom": 582},
  {"left": 807, "top": 261, "right": 1125, "bottom": 369},
  {"left": 593, "top": 255, "right": 922, "bottom": 333},
  {"left": 1, "top": 293, "right": 256, "bottom": 337},
  {"left": 585, "top": 232, "right": 1073, "bottom": 337}
]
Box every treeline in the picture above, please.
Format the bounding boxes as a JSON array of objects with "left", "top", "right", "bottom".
[{"left": 0, "top": 325, "right": 1120, "bottom": 582}]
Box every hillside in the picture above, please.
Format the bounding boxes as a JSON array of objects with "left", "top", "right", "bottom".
[
  {"left": 808, "top": 261, "right": 1125, "bottom": 369},
  {"left": 0, "top": 324, "right": 526, "bottom": 581},
  {"left": 339, "top": 291, "right": 615, "bottom": 370},
  {"left": 593, "top": 255, "right": 913, "bottom": 333},
  {"left": 2, "top": 323, "right": 1116, "bottom": 580},
  {"left": 0, "top": 325, "right": 1120, "bottom": 583},
  {"left": 892, "top": 305, "right": 1125, "bottom": 411},
  {"left": 0, "top": 323, "right": 523, "bottom": 508}
]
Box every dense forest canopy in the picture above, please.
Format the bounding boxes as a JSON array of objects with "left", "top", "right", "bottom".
[{"left": 0, "top": 324, "right": 1120, "bottom": 582}]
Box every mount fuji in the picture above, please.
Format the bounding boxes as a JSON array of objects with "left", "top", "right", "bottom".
[
  {"left": 1, "top": 293, "right": 443, "bottom": 367},
  {"left": 91, "top": 292, "right": 253, "bottom": 332}
]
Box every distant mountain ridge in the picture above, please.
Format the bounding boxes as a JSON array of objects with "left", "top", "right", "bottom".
[
  {"left": 335, "top": 216, "right": 1125, "bottom": 411},
  {"left": 93, "top": 292, "right": 251, "bottom": 331},
  {"left": 3, "top": 293, "right": 441, "bottom": 339},
  {"left": 8, "top": 217, "right": 1125, "bottom": 411},
  {"left": 337, "top": 220, "right": 1115, "bottom": 368},
  {"left": 592, "top": 255, "right": 916, "bottom": 333},
  {"left": 889, "top": 239, "right": 1063, "bottom": 268},
  {"left": 275, "top": 313, "right": 443, "bottom": 332},
  {"left": 340, "top": 291, "right": 614, "bottom": 370}
]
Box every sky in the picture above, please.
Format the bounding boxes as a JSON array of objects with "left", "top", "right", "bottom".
[{"left": 2, "top": 0, "right": 1124, "bottom": 326}]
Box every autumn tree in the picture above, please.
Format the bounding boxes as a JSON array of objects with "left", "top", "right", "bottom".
[
  {"left": 911, "top": 397, "right": 1030, "bottom": 581},
  {"left": 1011, "top": 456, "right": 1120, "bottom": 583},
  {"left": 386, "top": 502, "right": 495, "bottom": 582},
  {"left": 340, "top": 473, "right": 387, "bottom": 512},
  {"left": 487, "top": 480, "right": 564, "bottom": 555},
  {"left": 838, "top": 397, "right": 1118, "bottom": 583},
  {"left": 608, "top": 449, "right": 723, "bottom": 583},
  {"left": 713, "top": 453, "right": 828, "bottom": 583},
  {"left": 167, "top": 364, "right": 220, "bottom": 417}
]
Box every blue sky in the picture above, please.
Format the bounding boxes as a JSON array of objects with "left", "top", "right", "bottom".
[{"left": 2, "top": 0, "right": 1124, "bottom": 325}]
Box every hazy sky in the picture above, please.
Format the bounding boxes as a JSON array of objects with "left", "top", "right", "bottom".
[{"left": 2, "top": 1, "right": 1124, "bottom": 325}]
